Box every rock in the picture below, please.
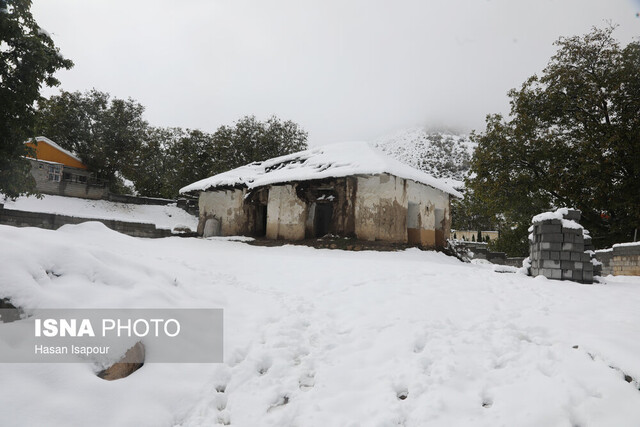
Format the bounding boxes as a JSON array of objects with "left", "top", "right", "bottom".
[
  {"left": 98, "top": 341, "right": 145, "bottom": 381},
  {"left": 172, "top": 225, "right": 192, "bottom": 234},
  {"left": 0, "top": 298, "right": 22, "bottom": 323}
]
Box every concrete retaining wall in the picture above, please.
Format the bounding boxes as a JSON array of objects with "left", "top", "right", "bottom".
[
  {"left": 0, "top": 208, "right": 172, "bottom": 238},
  {"left": 107, "top": 193, "right": 174, "bottom": 206}
]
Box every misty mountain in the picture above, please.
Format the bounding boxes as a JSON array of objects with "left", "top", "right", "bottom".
[{"left": 372, "top": 128, "right": 477, "bottom": 188}]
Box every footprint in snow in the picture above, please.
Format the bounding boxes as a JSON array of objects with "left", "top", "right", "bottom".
[
  {"left": 397, "top": 390, "right": 409, "bottom": 400},
  {"left": 257, "top": 356, "right": 272, "bottom": 375},
  {"left": 299, "top": 372, "right": 315, "bottom": 390},
  {"left": 413, "top": 336, "right": 427, "bottom": 353},
  {"left": 267, "top": 395, "right": 290, "bottom": 412}
]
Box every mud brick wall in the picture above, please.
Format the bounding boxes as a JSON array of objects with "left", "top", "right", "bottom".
[
  {"left": 611, "top": 244, "right": 640, "bottom": 276},
  {"left": 529, "top": 209, "right": 594, "bottom": 284}
]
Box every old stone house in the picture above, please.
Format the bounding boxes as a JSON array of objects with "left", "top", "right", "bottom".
[
  {"left": 25, "top": 136, "right": 107, "bottom": 199},
  {"left": 180, "top": 142, "right": 462, "bottom": 248}
]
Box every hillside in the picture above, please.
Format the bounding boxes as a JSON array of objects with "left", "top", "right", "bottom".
[{"left": 373, "top": 128, "right": 476, "bottom": 188}]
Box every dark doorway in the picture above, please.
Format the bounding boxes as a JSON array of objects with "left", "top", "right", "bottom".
[
  {"left": 255, "top": 204, "right": 267, "bottom": 237},
  {"left": 314, "top": 203, "right": 333, "bottom": 237}
]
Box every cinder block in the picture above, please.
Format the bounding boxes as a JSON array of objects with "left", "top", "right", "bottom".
[
  {"left": 574, "top": 262, "right": 583, "bottom": 269},
  {"left": 562, "top": 243, "right": 584, "bottom": 252},
  {"left": 541, "top": 234, "right": 564, "bottom": 243},
  {"left": 574, "top": 235, "right": 584, "bottom": 244},
  {"left": 583, "top": 271, "right": 593, "bottom": 283},
  {"left": 540, "top": 251, "right": 551, "bottom": 260},
  {"left": 562, "top": 227, "right": 582, "bottom": 235},
  {"left": 562, "top": 269, "right": 573, "bottom": 279},
  {"left": 561, "top": 261, "right": 574, "bottom": 269},
  {"left": 572, "top": 270, "right": 583, "bottom": 281},
  {"left": 530, "top": 268, "right": 539, "bottom": 276},
  {"left": 542, "top": 219, "right": 562, "bottom": 226},
  {"left": 542, "top": 260, "right": 561, "bottom": 268},
  {"left": 563, "top": 209, "right": 581, "bottom": 221},
  {"left": 540, "top": 224, "right": 562, "bottom": 234},
  {"left": 541, "top": 268, "right": 562, "bottom": 279},
  {"left": 550, "top": 251, "right": 560, "bottom": 260},
  {"left": 563, "top": 233, "right": 575, "bottom": 243},
  {"left": 541, "top": 242, "right": 562, "bottom": 251},
  {"left": 581, "top": 253, "right": 590, "bottom": 262},
  {"left": 583, "top": 263, "right": 593, "bottom": 272}
]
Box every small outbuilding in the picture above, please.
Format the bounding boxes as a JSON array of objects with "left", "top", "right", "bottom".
[
  {"left": 180, "top": 142, "right": 462, "bottom": 248},
  {"left": 24, "top": 136, "right": 107, "bottom": 199}
]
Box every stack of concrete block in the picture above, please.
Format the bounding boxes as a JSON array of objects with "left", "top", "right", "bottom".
[{"left": 529, "top": 209, "right": 593, "bottom": 284}]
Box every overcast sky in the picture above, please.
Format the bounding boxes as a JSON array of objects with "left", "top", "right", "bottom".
[{"left": 32, "top": 0, "right": 639, "bottom": 145}]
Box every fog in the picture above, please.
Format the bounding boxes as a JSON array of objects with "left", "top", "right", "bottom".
[{"left": 33, "top": 0, "right": 640, "bottom": 144}]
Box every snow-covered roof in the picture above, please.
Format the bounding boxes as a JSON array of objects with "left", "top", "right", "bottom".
[
  {"left": 180, "top": 141, "right": 462, "bottom": 197},
  {"left": 26, "top": 136, "right": 83, "bottom": 164},
  {"left": 613, "top": 241, "right": 640, "bottom": 249},
  {"left": 22, "top": 156, "right": 63, "bottom": 166}
]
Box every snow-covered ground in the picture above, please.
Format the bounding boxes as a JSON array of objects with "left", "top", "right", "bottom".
[
  {"left": 1, "top": 223, "right": 640, "bottom": 426},
  {"left": 1, "top": 194, "right": 198, "bottom": 231}
]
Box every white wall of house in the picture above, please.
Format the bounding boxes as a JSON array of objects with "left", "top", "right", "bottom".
[
  {"left": 198, "top": 188, "right": 248, "bottom": 237},
  {"left": 354, "top": 174, "right": 407, "bottom": 242},
  {"left": 354, "top": 174, "right": 451, "bottom": 246},
  {"left": 197, "top": 173, "right": 452, "bottom": 247},
  {"left": 266, "top": 185, "right": 307, "bottom": 240}
]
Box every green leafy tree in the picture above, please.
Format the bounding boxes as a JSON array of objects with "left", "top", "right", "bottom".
[
  {"left": 0, "top": 0, "right": 73, "bottom": 198},
  {"left": 451, "top": 190, "right": 497, "bottom": 231},
  {"left": 127, "top": 127, "right": 177, "bottom": 198},
  {"left": 35, "top": 89, "right": 147, "bottom": 192},
  {"left": 213, "top": 115, "right": 308, "bottom": 172},
  {"left": 468, "top": 26, "right": 640, "bottom": 254},
  {"left": 129, "top": 127, "right": 218, "bottom": 199}
]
